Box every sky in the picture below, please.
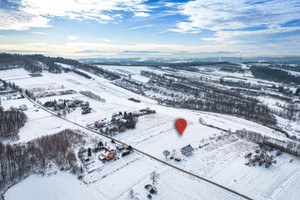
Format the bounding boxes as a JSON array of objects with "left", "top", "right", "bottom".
[{"left": 0, "top": 0, "right": 300, "bottom": 59}]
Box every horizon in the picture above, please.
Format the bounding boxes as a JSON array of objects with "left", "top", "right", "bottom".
[{"left": 1, "top": 0, "right": 300, "bottom": 58}]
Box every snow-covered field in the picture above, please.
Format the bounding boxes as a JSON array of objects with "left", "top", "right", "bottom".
[{"left": 1, "top": 67, "right": 300, "bottom": 200}]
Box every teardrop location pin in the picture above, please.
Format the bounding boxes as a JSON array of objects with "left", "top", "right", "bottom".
[{"left": 176, "top": 118, "right": 187, "bottom": 135}]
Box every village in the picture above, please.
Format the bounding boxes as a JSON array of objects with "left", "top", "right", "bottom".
[
  {"left": 79, "top": 139, "right": 134, "bottom": 170},
  {"left": 78, "top": 137, "right": 195, "bottom": 173},
  {"left": 0, "top": 79, "right": 24, "bottom": 105},
  {"left": 87, "top": 107, "right": 156, "bottom": 136}
]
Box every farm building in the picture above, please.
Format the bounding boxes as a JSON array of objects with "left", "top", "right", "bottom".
[
  {"left": 181, "top": 145, "right": 193, "bottom": 156},
  {"left": 116, "top": 145, "right": 127, "bottom": 151}
]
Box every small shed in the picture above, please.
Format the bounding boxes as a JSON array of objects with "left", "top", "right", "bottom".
[
  {"left": 181, "top": 144, "right": 193, "bottom": 156},
  {"left": 116, "top": 145, "right": 127, "bottom": 151}
]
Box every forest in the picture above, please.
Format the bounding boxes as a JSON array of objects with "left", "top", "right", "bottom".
[
  {"left": 0, "top": 129, "right": 85, "bottom": 193},
  {"left": 250, "top": 65, "right": 300, "bottom": 85},
  {"left": 0, "top": 106, "right": 27, "bottom": 139}
]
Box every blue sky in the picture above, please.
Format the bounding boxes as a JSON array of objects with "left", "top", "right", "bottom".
[{"left": 0, "top": 0, "right": 300, "bottom": 58}]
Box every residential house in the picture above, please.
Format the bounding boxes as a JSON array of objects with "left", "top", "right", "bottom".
[
  {"left": 95, "top": 119, "right": 107, "bottom": 128},
  {"left": 181, "top": 144, "right": 193, "bottom": 156},
  {"left": 99, "top": 149, "right": 116, "bottom": 161},
  {"left": 112, "top": 113, "right": 123, "bottom": 122}
]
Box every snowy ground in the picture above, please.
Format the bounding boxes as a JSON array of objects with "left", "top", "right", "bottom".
[
  {"left": 5, "top": 172, "right": 107, "bottom": 200},
  {"left": 2, "top": 67, "right": 300, "bottom": 200}
]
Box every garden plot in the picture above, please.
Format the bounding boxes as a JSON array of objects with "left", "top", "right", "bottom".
[{"left": 212, "top": 153, "right": 300, "bottom": 200}]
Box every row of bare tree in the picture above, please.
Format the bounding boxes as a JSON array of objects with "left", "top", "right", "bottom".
[{"left": 235, "top": 129, "right": 300, "bottom": 156}]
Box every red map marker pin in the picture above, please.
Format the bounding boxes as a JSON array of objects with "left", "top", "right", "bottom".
[{"left": 176, "top": 118, "right": 187, "bottom": 135}]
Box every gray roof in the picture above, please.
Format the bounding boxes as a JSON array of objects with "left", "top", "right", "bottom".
[{"left": 181, "top": 144, "right": 193, "bottom": 152}]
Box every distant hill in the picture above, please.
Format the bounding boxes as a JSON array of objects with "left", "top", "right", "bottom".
[
  {"left": 0, "top": 53, "right": 88, "bottom": 73},
  {"left": 0, "top": 53, "right": 121, "bottom": 80},
  {"left": 79, "top": 56, "right": 300, "bottom": 65}
]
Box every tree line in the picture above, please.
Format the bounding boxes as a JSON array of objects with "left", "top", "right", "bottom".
[{"left": 235, "top": 129, "right": 300, "bottom": 157}]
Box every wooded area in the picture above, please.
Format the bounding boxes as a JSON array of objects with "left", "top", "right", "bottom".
[
  {"left": 250, "top": 65, "right": 300, "bottom": 85},
  {"left": 0, "top": 106, "right": 27, "bottom": 139},
  {"left": 0, "top": 129, "right": 85, "bottom": 192}
]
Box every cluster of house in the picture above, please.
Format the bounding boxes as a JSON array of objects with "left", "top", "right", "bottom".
[
  {"left": 34, "top": 89, "right": 76, "bottom": 98},
  {"left": 0, "top": 92, "right": 23, "bottom": 101},
  {"left": 92, "top": 115, "right": 126, "bottom": 131},
  {"left": 98, "top": 145, "right": 131, "bottom": 162},
  {"left": 44, "top": 99, "right": 91, "bottom": 115},
  {"left": 79, "top": 143, "right": 131, "bottom": 165}
]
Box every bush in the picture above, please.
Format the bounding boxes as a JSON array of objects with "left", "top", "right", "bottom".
[
  {"left": 149, "top": 187, "right": 157, "bottom": 194},
  {"left": 88, "top": 148, "right": 92, "bottom": 157},
  {"left": 127, "top": 145, "right": 133, "bottom": 151},
  {"left": 144, "top": 184, "right": 152, "bottom": 190},
  {"left": 122, "top": 151, "right": 131, "bottom": 157}
]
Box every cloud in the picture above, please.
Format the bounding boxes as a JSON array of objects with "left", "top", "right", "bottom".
[
  {"left": 128, "top": 24, "right": 151, "bottom": 30},
  {"left": 67, "top": 35, "right": 79, "bottom": 41},
  {"left": 32, "top": 31, "right": 47, "bottom": 35},
  {"left": 172, "top": 0, "right": 300, "bottom": 33},
  {"left": 0, "top": 8, "right": 50, "bottom": 31},
  {"left": 100, "top": 38, "right": 111, "bottom": 42},
  {"left": 1, "top": 40, "right": 299, "bottom": 58},
  {"left": 0, "top": 0, "right": 150, "bottom": 30},
  {"left": 22, "top": 43, "right": 47, "bottom": 46},
  {"left": 134, "top": 12, "right": 150, "bottom": 17},
  {"left": 123, "top": 50, "right": 160, "bottom": 53}
]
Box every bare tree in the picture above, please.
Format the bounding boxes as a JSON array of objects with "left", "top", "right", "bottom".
[
  {"left": 67, "top": 151, "right": 77, "bottom": 168},
  {"left": 62, "top": 109, "right": 67, "bottom": 117},
  {"left": 150, "top": 171, "right": 160, "bottom": 185},
  {"left": 163, "top": 150, "right": 170, "bottom": 159},
  {"left": 129, "top": 189, "right": 139, "bottom": 199},
  {"left": 199, "top": 117, "right": 204, "bottom": 124}
]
